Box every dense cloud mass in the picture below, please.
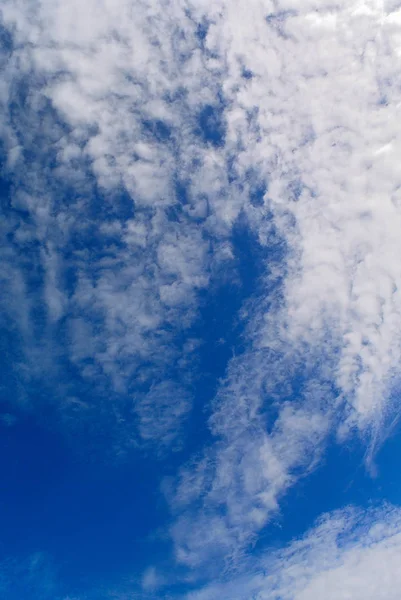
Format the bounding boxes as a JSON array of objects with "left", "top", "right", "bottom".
[{"left": 1, "top": 0, "right": 401, "bottom": 598}]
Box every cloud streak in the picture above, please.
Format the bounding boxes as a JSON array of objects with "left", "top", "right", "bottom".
[{"left": 185, "top": 504, "right": 401, "bottom": 600}]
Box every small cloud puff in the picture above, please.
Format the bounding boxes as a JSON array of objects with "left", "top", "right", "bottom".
[{"left": 141, "top": 566, "right": 165, "bottom": 592}]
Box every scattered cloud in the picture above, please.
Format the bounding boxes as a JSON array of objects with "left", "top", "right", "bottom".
[
  {"left": 2, "top": 0, "right": 401, "bottom": 592},
  {"left": 185, "top": 504, "right": 401, "bottom": 600}
]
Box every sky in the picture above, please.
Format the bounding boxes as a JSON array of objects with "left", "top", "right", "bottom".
[{"left": 1, "top": 0, "right": 401, "bottom": 598}]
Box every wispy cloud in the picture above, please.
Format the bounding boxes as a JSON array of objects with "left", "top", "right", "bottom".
[
  {"left": 169, "top": 336, "right": 334, "bottom": 568},
  {"left": 185, "top": 504, "right": 401, "bottom": 600},
  {"left": 0, "top": 552, "right": 59, "bottom": 600},
  {"left": 135, "top": 381, "right": 192, "bottom": 450}
]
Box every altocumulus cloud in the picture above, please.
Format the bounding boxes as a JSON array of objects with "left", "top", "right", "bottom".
[{"left": 1, "top": 0, "right": 401, "bottom": 597}]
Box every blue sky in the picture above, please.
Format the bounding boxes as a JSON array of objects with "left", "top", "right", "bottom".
[{"left": 2, "top": 1, "right": 401, "bottom": 599}]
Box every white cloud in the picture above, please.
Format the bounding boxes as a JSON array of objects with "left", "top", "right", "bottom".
[
  {"left": 0, "top": 2, "right": 219, "bottom": 455},
  {"left": 212, "top": 0, "right": 401, "bottom": 434},
  {"left": 185, "top": 505, "right": 401, "bottom": 600},
  {"left": 164, "top": 0, "right": 401, "bottom": 570},
  {"left": 169, "top": 348, "right": 333, "bottom": 568},
  {"left": 0, "top": 0, "right": 232, "bottom": 455}
]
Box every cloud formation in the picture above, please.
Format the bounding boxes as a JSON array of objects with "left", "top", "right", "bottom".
[
  {"left": 2, "top": 0, "right": 401, "bottom": 590},
  {"left": 185, "top": 505, "right": 401, "bottom": 600}
]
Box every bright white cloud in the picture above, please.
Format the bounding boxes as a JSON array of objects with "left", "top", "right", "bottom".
[
  {"left": 185, "top": 505, "right": 401, "bottom": 600},
  {"left": 205, "top": 0, "right": 401, "bottom": 432}
]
